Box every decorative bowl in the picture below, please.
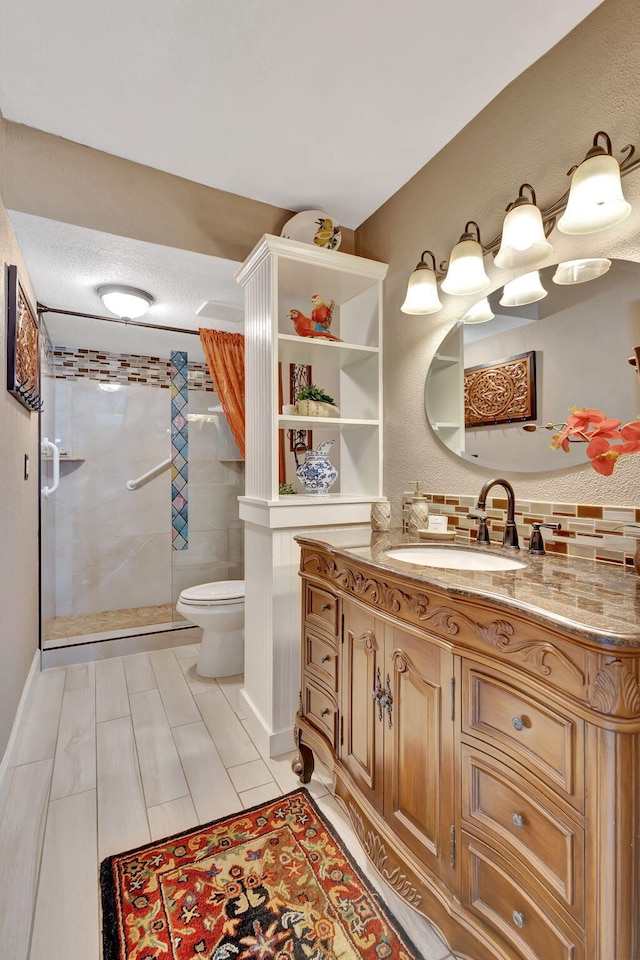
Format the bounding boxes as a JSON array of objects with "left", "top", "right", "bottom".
[{"left": 281, "top": 210, "right": 342, "bottom": 250}]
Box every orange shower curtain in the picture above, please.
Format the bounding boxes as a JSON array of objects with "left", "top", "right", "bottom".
[{"left": 199, "top": 329, "right": 245, "bottom": 459}]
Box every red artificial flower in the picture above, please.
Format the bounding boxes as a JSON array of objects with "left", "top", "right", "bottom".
[
  {"left": 618, "top": 420, "right": 640, "bottom": 454},
  {"left": 566, "top": 407, "right": 608, "bottom": 432},
  {"left": 587, "top": 418, "right": 622, "bottom": 439},
  {"left": 550, "top": 432, "right": 570, "bottom": 453},
  {"left": 586, "top": 436, "right": 621, "bottom": 476}
]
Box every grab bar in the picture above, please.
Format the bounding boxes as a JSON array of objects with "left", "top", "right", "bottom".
[
  {"left": 41, "top": 437, "right": 60, "bottom": 498},
  {"left": 126, "top": 457, "right": 172, "bottom": 491}
]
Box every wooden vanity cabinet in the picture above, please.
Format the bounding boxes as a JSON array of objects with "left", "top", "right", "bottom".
[
  {"left": 294, "top": 540, "right": 640, "bottom": 960},
  {"left": 341, "top": 600, "right": 455, "bottom": 884}
]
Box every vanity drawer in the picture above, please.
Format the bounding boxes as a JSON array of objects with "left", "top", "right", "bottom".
[
  {"left": 462, "top": 665, "right": 584, "bottom": 809},
  {"left": 303, "top": 679, "right": 339, "bottom": 747},
  {"left": 461, "top": 745, "right": 584, "bottom": 922},
  {"left": 305, "top": 584, "right": 339, "bottom": 636},
  {"left": 304, "top": 629, "right": 338, "bottom": 693},
  {"left": 461, "top": 833, "right": 584, "bottom": 960}
]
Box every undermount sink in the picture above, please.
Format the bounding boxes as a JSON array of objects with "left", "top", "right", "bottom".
[{"left": 384, "top": 545, "right": 527, "bottom": 571}]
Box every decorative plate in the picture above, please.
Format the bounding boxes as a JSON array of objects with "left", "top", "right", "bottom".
[{"left": 280, "top": 210, "right": 342, "bottom": 250}]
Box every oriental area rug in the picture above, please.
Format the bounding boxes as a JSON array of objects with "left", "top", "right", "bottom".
[{"left": 100, "top": 788, "right": 424, "bottom": 960}]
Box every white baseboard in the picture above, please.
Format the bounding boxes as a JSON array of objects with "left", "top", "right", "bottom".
[
  {"left": 240, "top": 687, "right": 295, "bottom": 759},
  {"left": 0, "top": 649, "right": 41, "bottom": 816}
]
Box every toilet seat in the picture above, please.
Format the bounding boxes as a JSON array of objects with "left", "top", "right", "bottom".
[{"left": 179, "top": 580, "right": 245, "bottom": 606}]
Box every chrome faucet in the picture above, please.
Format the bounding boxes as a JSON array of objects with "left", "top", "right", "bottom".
[{"left": 474, "top": 478, "right": 520, "bottom": 550}]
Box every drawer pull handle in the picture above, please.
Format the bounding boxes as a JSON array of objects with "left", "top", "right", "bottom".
[
  {"left": 512, "top": 716, "right": 524, "bottom": 731},
  {"left": 321, "top": 655, "right": 331, "bottom": 663},
  {"left": 320, "top": 708, "right": 330, "bottom": 717},
  {"left": 512, "top": 813, "right": 524, "bottom": 829},
  {"left": 320, "top": 603, "right": 330, "bottom": 611},
  {"left": 512, "top": 911, "right": 525, "bottom": 929}
]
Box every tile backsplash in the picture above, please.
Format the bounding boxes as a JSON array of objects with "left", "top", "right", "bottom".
[
  {"left": 406, "top": 492, "right": 640, "bottom": 568},
  {"left": 53, "top": 345, "right": 215, "bottom": 391}
]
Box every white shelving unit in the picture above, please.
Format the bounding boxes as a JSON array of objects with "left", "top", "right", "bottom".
[{"left": 235, "top": 235, "right": 388, "bottom": 755}]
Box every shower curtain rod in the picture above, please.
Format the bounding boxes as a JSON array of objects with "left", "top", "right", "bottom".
[{"left": 37, "top": 303, "right": 202, "bottom": 336}]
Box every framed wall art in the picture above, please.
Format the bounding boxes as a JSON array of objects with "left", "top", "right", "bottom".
[
  {"left": 464, "top": 350, "right": 536, "bottom": 428},
  {"left": 6, "top": 264, "right": 42, "bottom": 412}
]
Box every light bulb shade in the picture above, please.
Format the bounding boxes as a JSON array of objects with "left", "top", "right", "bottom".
[
  {"left": 462, "top": 297, "right": 494, "bottom": 324},
  {"left": 557, "top": 153, "right": 631, "bottom": 235},
  {"left": 400, "top": 265, "right": 442, "bottom": 315},
  {"left": 552, "top": 258, "right": 612, "bottom": 285},
  {"left": 441, "top": 238, "right": 490, "bottom": 296},
  {"left": 499, "top": 271, "right": 547, "bottom": 307},
  {"left": 494, "top": 203, "right": 553, "bottom": 269},
  {"left": 97, "top": 284, "right": 154, "bottom": 318}
]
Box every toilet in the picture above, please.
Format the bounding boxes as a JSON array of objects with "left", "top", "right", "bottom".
[{"left": 176, "top": 580, "right": 245, "bottom": 678}]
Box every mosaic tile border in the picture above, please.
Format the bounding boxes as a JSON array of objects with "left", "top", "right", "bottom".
[
  {"left": 403, "top": 492, "right": 640, "bottom": 568},
  {"left": 171, "top": 351, "right": 189, "bottom": 551},
  {"left": 52, "top": 345, "right": 215, "bottom": 391}
]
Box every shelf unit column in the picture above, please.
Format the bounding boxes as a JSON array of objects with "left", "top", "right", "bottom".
[{"left": 236, "top": 235, "right": 388, "bottom": 757}]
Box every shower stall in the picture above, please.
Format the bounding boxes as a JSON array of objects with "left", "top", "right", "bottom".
[{"left": 39, "top": 322, "right": 243, "bottom": 653}]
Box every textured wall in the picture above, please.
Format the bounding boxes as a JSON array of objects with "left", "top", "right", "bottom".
[
  {"left": 356, "top": 0, "right": 640, "bottom": 510},
  {"left": 0, "top": 114, "right": 40, "bottom": 759},
  {"left": 3, "top": 122, "right": 355, "bottom": 261}
]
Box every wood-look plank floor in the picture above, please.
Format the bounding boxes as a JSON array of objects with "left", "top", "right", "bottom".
[{"left": 0, "top": 645, "right": 457, "bottom": 960}]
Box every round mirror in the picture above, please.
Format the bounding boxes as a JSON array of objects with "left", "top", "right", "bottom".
[{"left": 425, "top": 258, "right": 640, "bottom": 473}]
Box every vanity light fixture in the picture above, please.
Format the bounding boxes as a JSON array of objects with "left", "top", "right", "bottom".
[
  {"left": 441, "top": 222, "right": 490, "bottom": 297},
  {"left": 400, "top": 250, "right": 443, "bottom": 315},
  {"left": 402, "top": 130, "right": 638, "bottom": 318},
  {"left": 552, "top": 257, "right": 612, "bottom": 285},
  {"left": 557, "top": 131, "right": 631, "bottom": 235},
  {"left": 494, "top": 184, "right": 553, "bottom": 270},
  {"left": 499, "top": 270, "right": 547, "bottom": 307},
  {"left": 461, "top": 297, "right": 494, "bottom": 324},
  {"left": 97, "top": 284, "right": 154, "bottom": 319}
]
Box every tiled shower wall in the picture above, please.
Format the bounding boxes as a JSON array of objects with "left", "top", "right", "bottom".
[
  {"left": 50, "top": 345, "right": 243, "bottom": 618},
  {"left": 413, "top": 492, "right": 640, "bottom": 568}
]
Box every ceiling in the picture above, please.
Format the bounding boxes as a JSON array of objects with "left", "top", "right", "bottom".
[
  {"left": 1, "top": 0, "right": 602, "bottom": 229},
  {"left": 9, "top": 213, "right": 243, "bottom": 356},
  {"left": 1, "top": 0, "right": 603, "bottom": 348}
]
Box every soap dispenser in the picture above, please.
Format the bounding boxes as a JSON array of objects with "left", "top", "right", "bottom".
[{"left": 408, "top": 481, "right": 429, "bottom": 533}]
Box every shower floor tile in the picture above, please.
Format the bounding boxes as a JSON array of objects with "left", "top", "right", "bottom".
[{"left": 44, "top": 604, "right": 187, "bottom": 643}]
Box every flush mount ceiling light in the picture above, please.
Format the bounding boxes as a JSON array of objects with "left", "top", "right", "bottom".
[
  {"left": 441, "top": 222, "right": 490, "bottom": 297},
  {"left": 402, "top": 130, "right": 637, "bottom": 322},
  {"left": 400, "top": 250, "right": 443, "bottom": 315},
  {"left": 552, "top": 257, "right": 612, "bottom": 285},
  {"left": 500, "top": 271, "right": 547, "bottom": 307},
  {"left": 461, "top": 297, "right": 495, "bottom": 324},
  {"left": 97, "top": 284, "right": 154, "bottom": 319},
  {"left": 558, "top": 131, "right": 632, "bottom": 235},
  {"left": 494, "top": 184, "right": 553, "bottom": 270}
]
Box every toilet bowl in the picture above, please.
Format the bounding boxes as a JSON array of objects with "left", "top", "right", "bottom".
[{"left": 176, "top": 580, "right": 245, "bottom": 678}]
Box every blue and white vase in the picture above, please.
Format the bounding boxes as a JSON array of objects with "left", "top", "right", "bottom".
[{"left": 294, "top": 439, "right": 338, "bottom": 495}]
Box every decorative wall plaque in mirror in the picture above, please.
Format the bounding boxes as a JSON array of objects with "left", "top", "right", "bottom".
[{"left": 424, "top": 258, "right": 640, "bottom": 473}]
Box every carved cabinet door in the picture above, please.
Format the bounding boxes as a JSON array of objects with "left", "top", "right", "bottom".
[
  {"left": 383, "top": 623, "right": 455, "bottom": 883},
  {"left": 341, "top": 598, "right": 384, "bottom": 810}
]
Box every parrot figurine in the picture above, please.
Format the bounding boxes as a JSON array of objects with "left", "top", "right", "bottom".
[
  {"left": 310, "top": 294, "right": 336, "bottom": 331},
  {"left": 287, "top": 309, "right": 342, "bottom": 340}
]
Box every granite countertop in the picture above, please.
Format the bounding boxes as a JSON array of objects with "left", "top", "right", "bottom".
[{"left": 295, "top": 529, "right": 640, "bottom": 648}]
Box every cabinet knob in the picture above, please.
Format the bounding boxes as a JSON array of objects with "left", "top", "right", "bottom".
[
  {"left": 320, "top": 603, "right": 331, "bottom": 611},
  {"left": 512, "top": 911, "right": 525, "bottom": 929},
  {"left": 512, "top": 716, "right": 524, "bottom": 732},
  {"left": 512, "top": 813, "right": 524, "bottom": 830},
  {"left": 320, "top": 708, "right": 330, "bottom": 717},
  {"left": 321, "top": 655, "right": 331, "bottom": 663}
]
